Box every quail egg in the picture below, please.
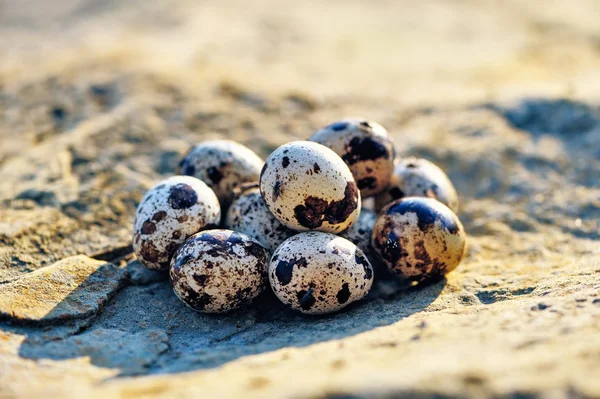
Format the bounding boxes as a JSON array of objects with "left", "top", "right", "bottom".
[
  {"left": 133, "top": 176, "right": 221, "bottom": 270},
  {"left": 339, "top": 208, "right": 377, "bottom": 260},
  {"left": 309, "top": 119, "right": 395, "bottom": 197},
  {"left": 225, "top": 183, "right": 295, "bottom": 252},
  {"left": 170, "top": 229, "right": 268, "bottom": 313},
  {"left": 376, "top": 157, "right": 459, "bottom": 212},
  {"left": 362, "top": 196, "right": 376, "bottom": 212},
  {"left": 178, "top": 140, "right": 264, "bottom": 208},
  {"left": 372, "top": 197, "right": 466, "bottom": 283},
  {"left": 260, "top": 141, "right": 360, "bottom": 233},
  {"left": 269, "top": 231, "right": 373, "bottom": 314}
]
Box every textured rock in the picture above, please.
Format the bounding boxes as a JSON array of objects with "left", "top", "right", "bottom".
[
  {"left": 19, "top": 328, "right": 169, "bottom": 375},
  {"left": 0, "top": 256, "right": 128, "bottom": 325},
  {"left": 125, "top": 260, "right": 167, "bottom": 286},
  {"left": 1, "top": 1, "right": 600, "bottom": 398}
]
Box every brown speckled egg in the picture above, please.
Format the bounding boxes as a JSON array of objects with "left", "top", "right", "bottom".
[
  {"left": 309, "top": 119, "right": 395, "bottom": 197},
  {"left": 260, "top": 141, "right": 360, "bottom": 233},
  {"left": 339, "top": 208, "right": 377, "bottom": 260},
  {"left": 170, "top": 229, "right": 268, "bottom": 313},
  {"left": 225, "top": 183, "right": 295, "bottom": 252},
  {"left": 372, "top": 197, "right": 466, "bottom": 283},
  {"left": 376, "top": 157, "right": 459, "bottom": 212},
  {"left": 133, "top": 176, "right": 221, "bottom": 270},
  {"left": 269, "top": 232, "right": 373, "bottom": 314},
  {"left": 178, "top": 140, "right": 264, "bottom": 208}
]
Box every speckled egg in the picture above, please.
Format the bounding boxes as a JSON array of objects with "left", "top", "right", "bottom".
[
  {"left": 225, "top": 183, "right": 296, "bottom": 253},
  {"left": 260, "top": 141, "right": 361, "bottom": 233},
  {"left": 170, "top": 229, "right": 268, "bottom": 313},
  {"left": 133, "top": 176, "right": 221, "bottom": 270},
  {"left": 372, "top": 197, "right": 466, "bottom": 283},
  {"left": 362, "top": 196, "right": 377, "bottom": 212},
  {"left": 309, "top": 119, "right": 395, "bottom": 197},
  {"left": 339, "top": 208, "right": 377, "bottom": 259},
  {"left": 376, "top": 157, "right": 459, "bottom": 212},
  {"left": 178, "top": 140, "right": 264, "bottom": 208},
  {"left": 268, "top": 232, "right": 373, "bottom": 314}
]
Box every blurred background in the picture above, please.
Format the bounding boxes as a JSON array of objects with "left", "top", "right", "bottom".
[{"left": 3, "top": 0, "right": 600, "bottom": 105}]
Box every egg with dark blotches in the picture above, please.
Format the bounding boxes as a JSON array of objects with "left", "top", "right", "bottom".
[
  {"left": 225, "top": 183, "right": 296, "bottom": 252},
  {"left": 268, "top": 232, "right": 373, "bottom": 315},
  {"left": 260, "top": 141, "right": 361, "bottom": 233},
  {"left": 371, "top": 197, "right": 466, "bottom": 283},
  {"left": 178, "top": 140, "right": 264, "bottom": 208},
  {"left": 133, "top": 176, "right": 221, "bottom": 270},
  {"left": 170, "top": 229, "right": 268, "bottom": 313},
  {"left": 376, "top": 157, "right": 459, "bottom": 212},
  {"left": 309, "top": 119, "right": 395, "bottom": 197},
  {"left": 339, "top": 208, "right": 377, "bottom": 260}
]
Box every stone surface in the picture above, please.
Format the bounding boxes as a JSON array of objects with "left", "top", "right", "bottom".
[
  {"left": 125, "top": 260, "right": 168, "bottom": 286},
  {"left": 0, "top": 255, "right": 128, "bottom": 325},
  {"left": 1, "top": 0, "right": 600, "bottom": 398},
  {"left": 19, "top": 328, "right": 170, "bottom": 375}
]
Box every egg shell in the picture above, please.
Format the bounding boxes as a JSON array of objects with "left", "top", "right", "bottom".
[
  {"left": 371, "top": 197, "right": 466, "bottom": 282},
  {"left": 178, "top": 140, "right": 264, "bottom": 208},
  {"left": 376, "top": 157, "right": 459, "bottom": 212},
  {"left": 260, "top": 141, "right": 361, "bottom": 233},
  {"left": 361, "top": 196, "right": 376, "bottom": 212},
  {"left": 225, "top": 184, "right": 296, "bottom": 252},
  {"left": 170, "top": 229, "right": 268, "bottom": 313},
  {"left": 268, "top": 231, "right": 374, "bottom": 315},
  {"left": 339, "top": 208, "right": 377, "bottom": 260},
  {"left": 133, "top": 176, "right": 221, "bottom": 270},
  {"left": 309, "top": 119, "right": 395, "bottom": 197}
]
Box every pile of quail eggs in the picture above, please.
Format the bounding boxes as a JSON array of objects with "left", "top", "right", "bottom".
[{"left": 133, "top": 119, "right": 466, "bottom": 315}]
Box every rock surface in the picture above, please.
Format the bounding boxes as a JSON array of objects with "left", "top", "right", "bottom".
[
  {"left": 0, "top": 255, "right": 128, "bottom": 325},
  {"left": 125, "top": 260, "right": 167, "bottom": 286},
  {"left": 19, "top": 328, "right": 170, "bottom": 375},
  {"left": 1, "top": 0, "right": 600, "bottom": 398}
]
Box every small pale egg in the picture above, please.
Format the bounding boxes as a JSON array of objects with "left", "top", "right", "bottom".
[
  {"left": 372, "top": 197, "right": 466, "bottom": 283},
  {"left": 309, "top": 119, "right": 395, "bottom": 197},
  {"left": 133, "top": 176, "right": 220, "bottom": 270},
  {"left": 225, "top": 183, "right": 295, "bottom": 252},
  {"left": 170, "top": 229, "right": 268, "bottom": 313},
  {"left": 376, "top": 157, "right": 459, "bottom": 212},
  {"left": 260, "top": 141, "right": 361, "bottom": 233},
  {"left": 178, "top": 140, "right": 264, "bottom": 208},
  {"left": 268, "top": 232, "right": 373, "bottom": 314}
]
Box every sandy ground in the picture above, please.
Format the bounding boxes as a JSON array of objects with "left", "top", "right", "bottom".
[
  {"left": 1, "top": 1, "right": 600, "bottom": 398},
  {"left": 3, "top": 0, "right": 600, "bottom": 102}
]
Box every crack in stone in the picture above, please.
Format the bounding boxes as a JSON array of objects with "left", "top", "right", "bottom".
[
  {"left": 90, "top": 244, "right": 134, "bottom": 263},
  {"left": 211, "top": 325, "right": 255, "bottom": 344}
]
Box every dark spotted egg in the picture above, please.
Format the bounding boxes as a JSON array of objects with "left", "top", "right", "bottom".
[
  {"left": 260, "top": 141, "right": 361, "bottom": 233},
  {"left": 339, "top": 208, "right": 377, "bottom": 261},
  {"left": 178, "top": 140, "right": 264, "bottom": 208},
  {"left": 225, "top": 183, "right": 295, "bottom": 252},
  {"left": 376, "top": 157, "right": 459, "bottom": 212},
  {"left": 268, "top": 232, "right": 373, "bottom": 314},
  {"left": 309, "top": 119, "right": 395, "bottom": 197},
  {"left": 170, "top": 229, "right": 268, "bottom": 313},
  {"left": 133, "top": 176, "right": 221, "bottom": 270},
  {"left": 371, "top": 197, "right": 466, "bottom": 283}
]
